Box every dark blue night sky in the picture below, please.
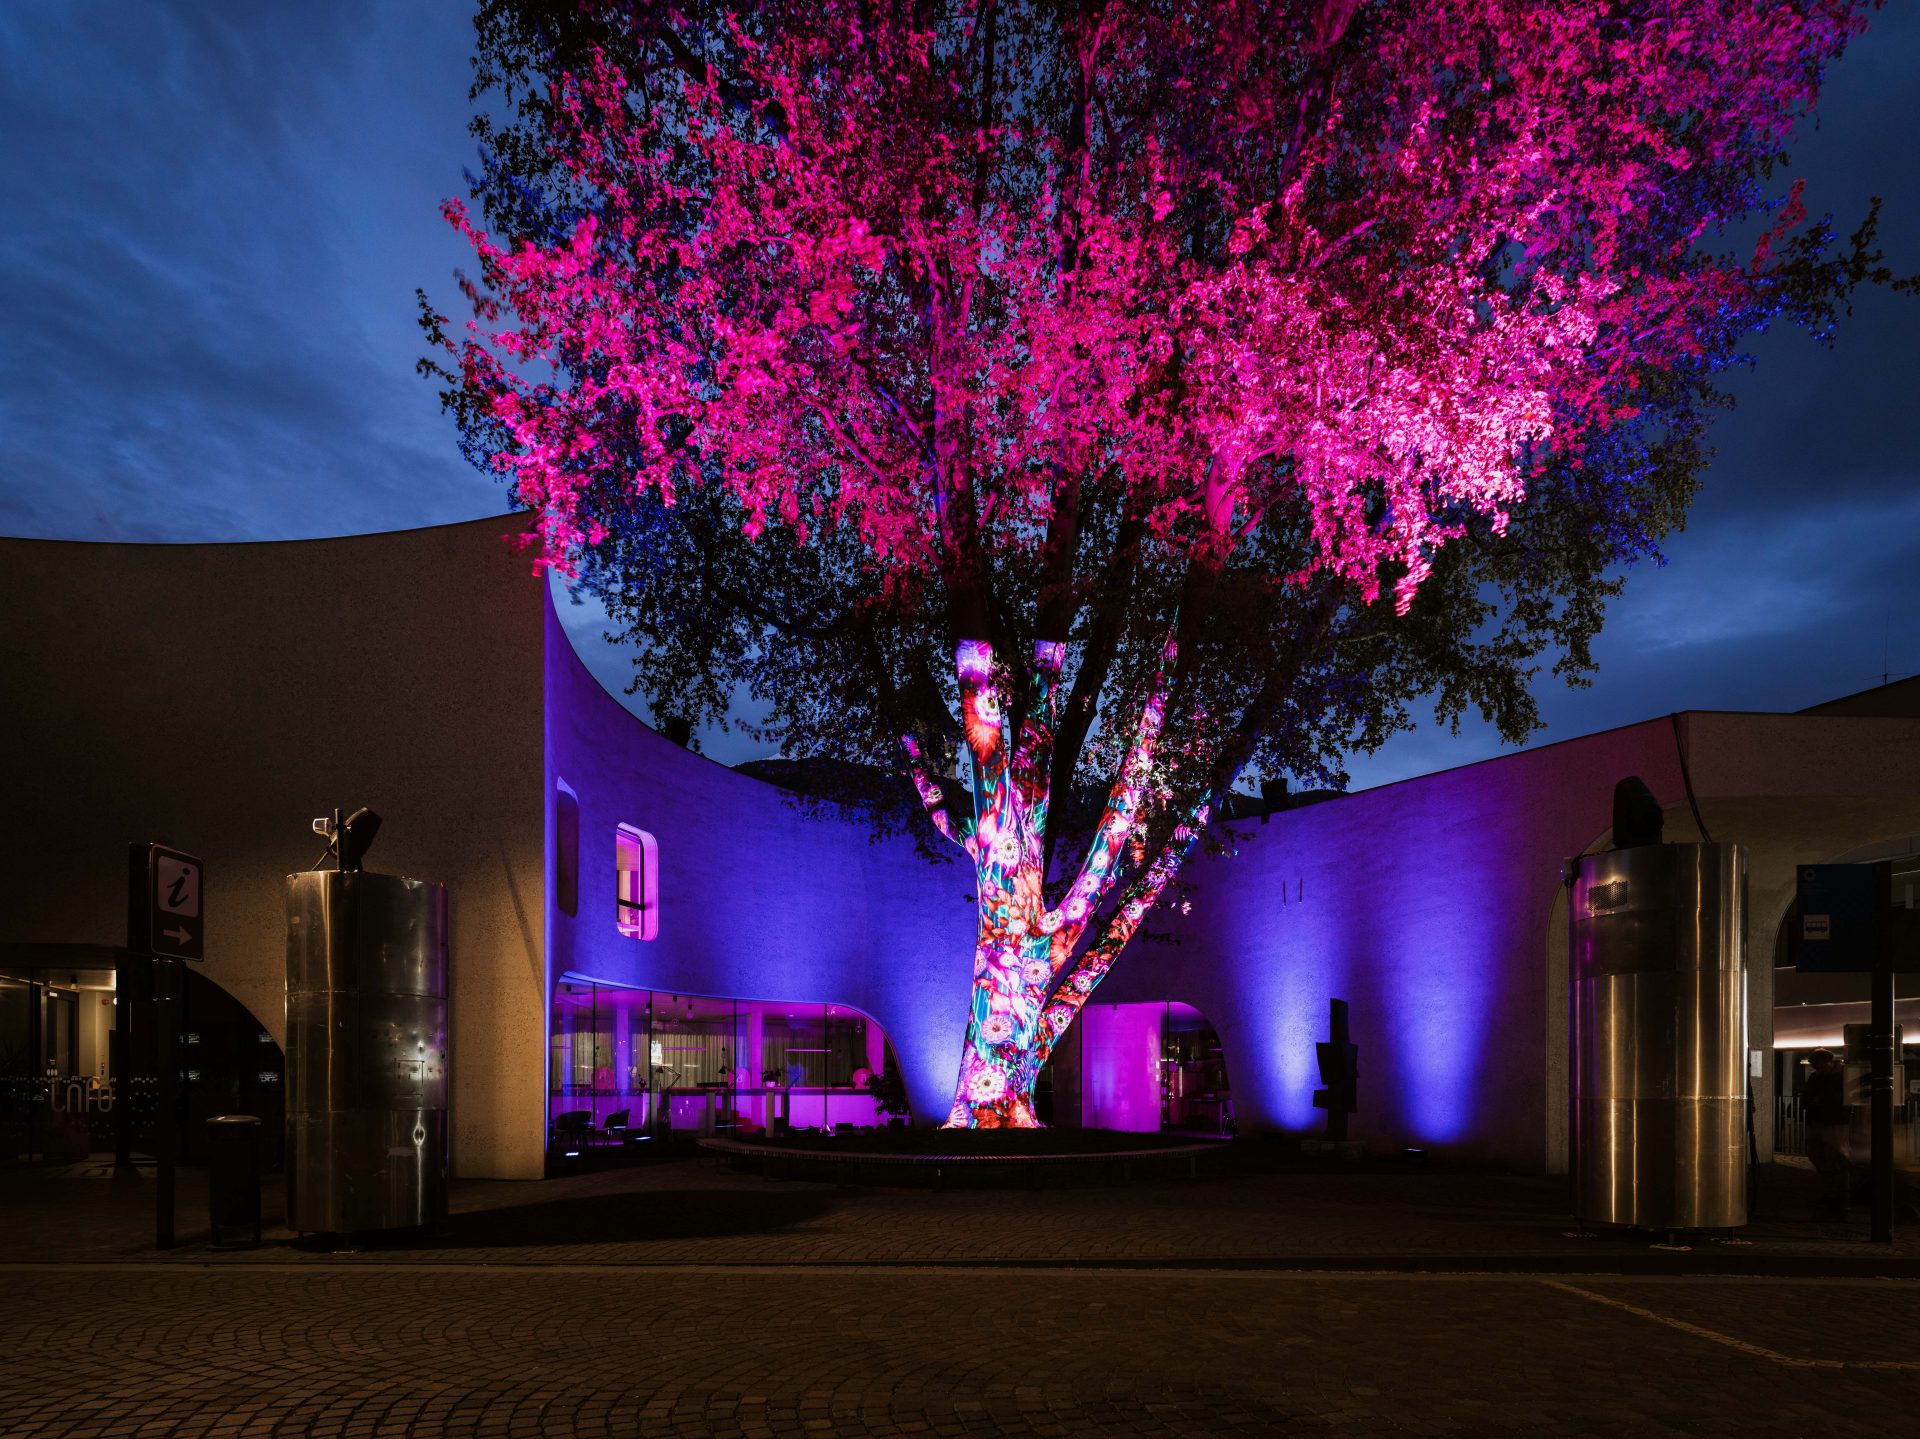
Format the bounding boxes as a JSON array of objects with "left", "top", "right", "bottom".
[{"left": 3, "top": 0, "right": 1915, "bottom": 790}]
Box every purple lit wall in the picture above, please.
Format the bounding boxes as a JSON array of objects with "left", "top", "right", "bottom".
[
  {"left": 543, "top": 597, "right": 978, "bottom": 1127},
  {"left": 1090, "top": 724, "right": 1689, "bottom": 1165},
  {"left": 1096, "top": 706, "right": 1920, "bottom": 1168},
  {"left": 544, "top": 573, "right": 1920, "bottom": 1166}
]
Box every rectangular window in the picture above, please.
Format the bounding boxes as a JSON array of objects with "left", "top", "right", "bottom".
[
  {"left": 760, "top": 1011, "right": 867, "bottom": 1087},
  {"left": 615, "top": 824, "right": 658, "bottom": 940},
  {"left": 544, "top": 987, "right": 902, "bottom": 1159},
  {"left": 554, "top": 783, "right": 579, "bottom": 918}
]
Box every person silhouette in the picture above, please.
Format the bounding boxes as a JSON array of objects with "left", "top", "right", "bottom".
[{"left": 1802, "top": 1049, "right": 1851, "bottom": 1220}]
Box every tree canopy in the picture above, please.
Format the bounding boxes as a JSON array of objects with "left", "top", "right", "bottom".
[{"left": 426, "top": 0, "right": 1888, "bottom": 1122}]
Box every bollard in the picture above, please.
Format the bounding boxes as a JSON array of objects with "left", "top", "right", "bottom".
[{"left": 206, "top": 1114, "right": 263, "bottom": 1249}]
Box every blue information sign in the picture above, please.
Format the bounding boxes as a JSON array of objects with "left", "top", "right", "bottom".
[{"left": 1796, "top": 864, "right": 1881, "bottom": 973}]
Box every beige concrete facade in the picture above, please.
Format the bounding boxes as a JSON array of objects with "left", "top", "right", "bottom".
[
  {"left": 4, "top": 516, "right": 1916, "bottom": 1177},
  {"left": 1535, "top": 705, "right": 1920, "bottom": 1172},
  {"left": 0, "top": 519, "right": 550, "bottom": 1179}
]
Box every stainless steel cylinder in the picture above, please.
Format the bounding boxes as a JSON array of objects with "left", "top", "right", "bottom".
[
  {"left": 1570, "top": 842, "right": 1747, "bottom": 1230},
  {"left": 285, "top": 870, "right": 449, "bottom": 1233}
]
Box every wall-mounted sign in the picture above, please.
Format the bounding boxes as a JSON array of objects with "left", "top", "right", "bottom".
[
  {"left": 1795, "top": 862, "right": 1920, "bottom": 973},
  {"left": 148, "top": 843, "right": 205, "bottom": 961}
]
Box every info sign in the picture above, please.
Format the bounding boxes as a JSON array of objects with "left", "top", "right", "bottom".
[
  {"left": 1794, "top": 864, "right": 1876, "bottom": 973},
  {"left": 147, "top": 844, "right": 205, "bottom": 962}
]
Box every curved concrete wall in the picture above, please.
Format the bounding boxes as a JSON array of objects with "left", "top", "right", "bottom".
[
  {"left": 546, "top": 603, "right": 1920, "bottom": 1169},
  {"left": 0, "top": 520, "right": 551, "bottom": 1179},
  {"left": 9, "top": 516, "right": 1917, "bottom": 1175},
  {"left": 543, "top": 601, "right": 978, "bottom": 1125}
]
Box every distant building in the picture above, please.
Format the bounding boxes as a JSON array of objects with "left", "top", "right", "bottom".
[{"left": 4, "top": 517, "right": 1917, "bottom": 1177}]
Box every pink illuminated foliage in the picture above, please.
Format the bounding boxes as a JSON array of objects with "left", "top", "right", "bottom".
[{"left": 432, "top": 0, "right": 1885, "bottom": 1125}]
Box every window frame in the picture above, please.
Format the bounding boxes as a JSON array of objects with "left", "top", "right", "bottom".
[{"left": 614, "top": 823, "right": 659, "bottom": 940}]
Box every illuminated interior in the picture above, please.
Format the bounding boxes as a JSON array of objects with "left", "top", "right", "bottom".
[
  {"left": 0, "top": 957, "right": 283, "bottom": 1166},
  {"left": 547, "top": 978, "right": 900, "bottom": 1160},
  {"left": 1041, "top": 1000, "right": 1232, "bottom": 1134},
  {"left": 1770, "top": 853, "right": 1920, "bottom": 1156}
]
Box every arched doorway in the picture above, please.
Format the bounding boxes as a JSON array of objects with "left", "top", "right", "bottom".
[
  {"left": 0, "top": 945, "right": 285, "bottom": 1168},
  {"left": 1040, "top": 1000, "right": 1233, "bottom": 1134},
  {"left": 1770, "top": 848, "right": 1920, "bottom": 1158}
]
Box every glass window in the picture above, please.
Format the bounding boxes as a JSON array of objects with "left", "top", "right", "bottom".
[
  {"left": 615, "top": 824, "right": 658, "bottom": 940},
  {"left": 554, "top": 783, "right": 579, "bottom": 918},
  {"left": 762, "top": 1009, "right": 867, "bottom": 1088},
  {"left": 548, "top": 982, "right": 600, "bottom": 1103},
  {"left": 1, "top": 961, "right": 284, "bottom": 1166},
  {"left": 546, "top": 983, "right": 899, "bottom": 1165}
]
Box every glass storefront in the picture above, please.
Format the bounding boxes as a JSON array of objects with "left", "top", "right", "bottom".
[
  {"left": 1040, "top": 1000, "right": 1232, "bottom": 1133},
  {"left": 547, "top": 978, "right": 899, "bottom": 1162},
  {"left": 1773, "top": 1042, "right": 1920, "bottom": 1158},
  {"left": 1, "top": 953, "right": 285, "bottom": 1168}
]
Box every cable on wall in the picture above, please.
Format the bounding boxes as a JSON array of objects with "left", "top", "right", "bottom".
[{"left": 1669, "top": 712, "right": 1714, "bottom": 843}]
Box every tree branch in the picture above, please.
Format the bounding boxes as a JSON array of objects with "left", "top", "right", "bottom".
[
  {"left": 955, "top": 638, "right": 1010, "bottom": 826},
  {"left": 1045, "top": 631, "right": 1176, "bottom": 965},
  {"left": 900, "top": 735, "right": 965, "bottom": 848},
  {"left": 1036, "top": 582, "right": 1343, "bottom": 1051},
  {"left": 1044, "top": 500, "right": 1146, "bottom": 874},
  {"left": 1011, "top": 640, "right": 1067, "bottom": 812},
  {"left": 1035, "top": 801, "right": 1206, "bottom": 1060}
]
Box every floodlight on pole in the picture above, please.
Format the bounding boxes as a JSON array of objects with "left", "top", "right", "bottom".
[{"left": 308, "top": 806, "right": 383, "bottom": 872}]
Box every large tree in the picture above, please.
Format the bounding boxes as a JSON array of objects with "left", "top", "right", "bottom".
[{"left": 427, "top": 0, "right": 1884, "bottom": 1126}]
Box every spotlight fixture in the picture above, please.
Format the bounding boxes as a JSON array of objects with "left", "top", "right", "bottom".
[
  {"left": 339, "top": 808, "right": 381, "bottom": 871},
  {"left": 308, "top": 805, "right": 384, "bottom": 872}
]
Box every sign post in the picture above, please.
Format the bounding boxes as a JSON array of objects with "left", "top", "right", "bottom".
[
  {"left": 1870, "top": 862, "right": 1897, "bottom": 1246},
  {"left": 129, "top": 842, "right": 205, "bottom": 1250}
]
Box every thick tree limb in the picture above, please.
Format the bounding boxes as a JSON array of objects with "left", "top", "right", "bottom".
[
  {"left": 1011, "top": 640, "right": 1067, "bottom": 813},
  {"left": 1037, "top": 583, "right": 1343, "bottom": 1050},
  {"left": 1043, "top": 500, "right": 1146, "bottom": 873},
  {"left": 955, "top": 638, "right": 1010, "bottom": 824},
  {"left": 1047, "top": 632, "right": 1176, "bottom": 967},
  {"left": 1035, "top": 804, "right": 1206, "bottom": 1061}
]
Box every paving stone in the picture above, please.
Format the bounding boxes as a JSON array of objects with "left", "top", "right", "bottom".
[
  {"left": 3, "top": 1157, "right": 1919, "bottom": 1433},
  {"left": 11, "top": 1153, "right": 1914, "bottom": 1272},
  {"left": 10, "top": 1266, "right": 1917, "bottom": 1436}
]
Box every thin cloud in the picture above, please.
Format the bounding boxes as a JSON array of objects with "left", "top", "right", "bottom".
[{"left": 0, "top": 0, "right": 497, "bottom": 543}]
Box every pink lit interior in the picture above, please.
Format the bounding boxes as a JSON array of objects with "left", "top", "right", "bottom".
[
  {"left": 614, "top": 824, "right": 658, "bottom": 941},
  {"left": 548, "top": 986, "right": 891, "bottom": 1134}
]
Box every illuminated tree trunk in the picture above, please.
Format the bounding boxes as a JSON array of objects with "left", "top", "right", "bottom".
[
  {"left": 906, "top": 636, "right": 1178, "bottom": 1128},
  {"left": 946, "top": 912, "right": 1052, "bottom": 1128}
]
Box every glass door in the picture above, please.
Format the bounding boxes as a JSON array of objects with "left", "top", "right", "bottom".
[{"left": 0, "top": 962, "right": 121, "bottom": 1165}]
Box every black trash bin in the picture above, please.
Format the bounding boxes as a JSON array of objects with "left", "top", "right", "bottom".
[{"left": 206, "top": 1114, "right": 263, "bottom": 1249}]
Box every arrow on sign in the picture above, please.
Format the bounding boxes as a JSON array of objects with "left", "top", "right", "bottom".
[{"left": 163, "top": 925, "right": 193, "bottom": 945}]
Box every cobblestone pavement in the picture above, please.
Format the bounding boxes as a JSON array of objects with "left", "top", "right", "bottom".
[
  {"left": 2, "top": 1264, "right": 1916, "bottom": 1436},
  {"left": 4, "top": 1155, "right": 1916, "bottom": 1272},
  {"left": 6, "top": 1159, "right": 1920, "bottom": 1434}
]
